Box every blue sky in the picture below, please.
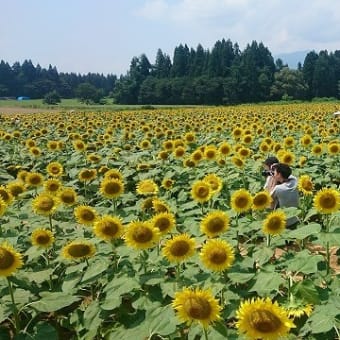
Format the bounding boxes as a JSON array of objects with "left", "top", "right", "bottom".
[{"left": 1, "top": 0, "right": 340, "bottom": 76}]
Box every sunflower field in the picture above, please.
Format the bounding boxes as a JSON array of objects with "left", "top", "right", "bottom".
[{"left": 0, "top": 102, "right": 339, "bottom": 340}]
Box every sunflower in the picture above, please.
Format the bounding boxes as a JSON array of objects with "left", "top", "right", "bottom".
[
  {"left": 74, "top": 205, "right": 98, "bottom": 225},
  {"left": 279, "top": 150, "right": 295, "bottom": 166},
  {"left": 152, "top": 198, "right": 171, "bottom": 213},
  {"left": 218, "top": 142, "right": 232, "bottom": 156},
  {"left": 58, "top": 187, "right": 78, "bottom": 206},
  {"left": 158, "top": 150, "right": 169, "bottom": 160},
  {"left": 191, "top": 180, "right": 212, "bottom": 204},
  {"left": 252, "top": 191, "right": 272, "bottom": 211},
  {"left": 0, "top": 186, "right": 14, "bottom": 205},
  {"left": 200, "top": 210, "right": 230, "bottom": 238},
  {"left": 29, "top": 146, "right": 42, "bottom": 157},
  {"left": 204, "top": 145, "right": 218, "bottom": 160},
  {"left": 162, "top": 140, "right": 174, "bottom": 151},
  {"left": 17, "top": 169, "right": 29, "bottom": 183},
  {"left": 0, "top": 242, "right": 23, "bottom": 277},
  {"left": 238, "top": 147, "right": 251, "bottom": 159},
  {"left": 262, "top": 210, "right": 286, "bottom": 236},
  {"left": 162, "top": 233, "right": 196, "bottom": 263},
  {"left": 236, "top": 297, "right": 295, "bottom": 340},
  {"left": 183, "top": 158, "right": 197, "bottom": 168},
  {"left": 311, "top": 144, "right": 323, "bottom": 156},
  {"left": 151, "top": 212, "right": 176, "bottom": 235},
  {"left": 161, "top": 178, "right": 174, "bottom": 190},
  {"left": 93, "top": 215, "right": 124, "bottom": 242},
  {"left": 232, "top": 127, "right": 243, "bottom": 140},
  {"left": 230, "top": 189, "right": 253, "bottom": 213},
  {"left": 86, "top": 153, "right": 102, "bottom": 163},
  {"left": 191, "top": 149, "right": 204, "bottom": 162},
  {"left": 200, "top": 239, "right": 235, "bottom": 272},
  {"left": 62, "top": 240, "right": 96, "bottom": 260},
  {"left": 172, "top": 287, "right": 221, "bottom": 329},
  {"left": 0, "top": 197, "right": 7, "bottom": 217},
  {"left": 174, "top": 146, "right": 186, "bottom": 158},
  {"left": 124, "top": 221, "right": 160, "bottom": 250},
  {"left": 32, "top": 193, "right": 59, "bottom": 216},
  {"left": 231, "top": 156, "right": 245, "bottom": 168},
  {"left": 31, "top": 228, "right": 55, "bottom": 248},
  {"left": 298, "top": 175, "right": 313, "bottom": 195},
  {"left": 139, "top": 139, "right": 151, "bottom": 149},
  {"left": 299, "top": 156, "right": 307, "bottom": 167},
  {"left": 285, "top": 301, "right": 313, "bottom": 319},
  {"left": 313, "top": 188, "right": 340, "bottom": 214},
  {"left": 136, "top": 179, "right": 159, "bottom": 196},
  {"left": 327, "top": 142, "right": 340, "bottom": 155},
  {"left": 78, "top": 168, "right": 97, "bottom": 182},
  {"left": 47, "top": 140, "right": 59, "bottom": 151},
  {"left": 300, "top": 134, "right": 312, "bottom": 147},
  {"left": 6, "top": 181, "right": 25, "bottom": 197},
  {"left": 184, "top": 132, "right": 196, "bottom": 143},
  {"left": 100, "top": 178, "right": 124, "bottom": 199},
  {"left": 283, "top": 136, "right": 295, "bottom": 148},
  {"left": 73, "top": 139, "right": 86, "bottom": 152},
  {"left": 104, "top": 169, "right": 124, "bottom": 182},
  {"left": 203, "top": 174, "right": 223, "bottom": 194},
  {"left": 26, "top": 172, "right": 44, "bottom": 187},
  {"left": 46, "top": 161, "right": 64, "bottom": 178},
  {"left": 43, "top": 178, "right": 63, "bottom": 195}
]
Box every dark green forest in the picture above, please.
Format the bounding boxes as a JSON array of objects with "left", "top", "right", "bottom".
[{"left": 1, "top": 39, "right": 340, "bottom": 105}]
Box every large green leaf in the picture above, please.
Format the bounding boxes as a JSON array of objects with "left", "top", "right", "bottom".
[
  {"left": 145, "top": 305, "right": 177, "bottom": 336},
  {"left": 250, "top": 270, "right": 285, "bottom": 295},
  {"left": 253, "top": 246, "right": 274, "bottom": 266},
  {"left": 30, "top": 292, "right": 81, "bottom": 312},
  {"left": 81, "top": 258, "right": 110, "bottom": 283},
  {"left": 33, "top": 322, "right": 58, "bottom": 340},
  {"left": 286, "top": 249, "right": 324, "bottom": 274},
  {"left": 288, "top": 223, "right": 321, "bottom": 239},
  {"left": 291, "top": 279, "right": 321, "bottom": 304}
]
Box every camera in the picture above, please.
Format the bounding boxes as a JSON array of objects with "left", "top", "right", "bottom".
[{"left": 262, "top": 170, "right": 273, "bottom": 177}]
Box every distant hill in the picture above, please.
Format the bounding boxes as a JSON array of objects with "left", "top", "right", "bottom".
[{"left": 273, "top": 50, "right": 310, "bottom": 69}]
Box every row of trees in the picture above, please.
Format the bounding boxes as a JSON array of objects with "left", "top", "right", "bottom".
[{"left": 1, "top": 39, "right": 340, "bottom": 105}]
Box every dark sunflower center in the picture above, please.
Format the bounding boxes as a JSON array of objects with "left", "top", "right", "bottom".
[
  {"left": 249, "top": 310, "right": 282, "bottom": 333},
  {"left": 48, "top": 183, "right": 59, "bottom": 192},
  {"left": 30, "top": 176, "right": 42, "bottom": 185},
  {"left": 0, "top": 191, "right": 10, "bottom": 201},
  {"left": 207, "top": 218, "right": 224, "bottom": 233},
  {"left": 68, "top": 244, "right": 91, "bottom": 257},
  {"left": 205, "top": 151, "right": 215, "bottom": 159},
  {"left": 209, "top": 249, "right": 227, "bottom": 264},
  {"left": 0, "top": 249, "right": 15, "bottom": 269},
  {"left": 302, "top": 181, "right": 313, "bottom": 191},
  {"left": 197, "top": 186, "right": 209, "bottom": 198},
  {"left": 51, "top": 167, "right": 60, "bottom": 174},
  {"left": 11, "top": 186, "right": 24, "bottom": 196},
  {"left": 254, "top": 195, "right": 267, "bottom": 206},
  {"left": 236, "top": 197, "right": 248, "bottom": 208},
  {"left": 268, "top": 217, "right": 282, "bottom": 230},
  {"left": 155, "top": 217, "right": 170, "bottom": 231},
  {"left": 81, "top": 210, "right": 95, "bottom": 221},
  {"left": 132, "top": 226, "right": 153, "bottom": 243},
  {"left": 102, "top": 222, "right": 119, "bottom": 236},
  {"left": 184, "top": 297, "right": 212, "bottom": 320},
  {"left": 170, "top": 240, "right": 189, "bottom": 256},
  {"left": 61, "top": 193, "right": 75, "bottom": 204},
  {"left": 320, "top": 194, "right": 336, "bottom": 209},
  {"left": 36, "top": 234, "right": 50, "bottom": 245},
  {"left": 105, "top": 182, "right": 121, "bottom": 194},
  {"left": 39, "top": 198, "right": 54, "bottom": 211}
]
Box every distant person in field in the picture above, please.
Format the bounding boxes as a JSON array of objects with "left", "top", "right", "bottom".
[{"left": 265, "top": 162, "right": 300, "bottom": 228}]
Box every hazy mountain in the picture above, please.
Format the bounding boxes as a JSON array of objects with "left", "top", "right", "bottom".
[{"left": 273, "top": 50, "right": 310, "bottom": 69}]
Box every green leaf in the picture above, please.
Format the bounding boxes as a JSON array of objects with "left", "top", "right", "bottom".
[
  {"left": 291, "top": 279, "right": 320, "bottom": 304},
  {"left": 250, "top": 270, "right": 285, "bottom": 295},
  {"left": 33, "top": 322, "right": 58, "bottom": 340},
  {"left": 253, "top": 246, "right": 274, "bottom": 266},
  {"left": 317, "top": 231, "right": 340, "bottom": 247},
  {"left": 30, "top": 292, "right": 80, "bottom": 312},
  {"left": 227, "top": 272, "right": 255, "bottom": 284},
  {"left": 307, "top": 305, "right": 338, "bottom": 334},
  {"left": 286, "top": 249, "right": 324, "bottom": 274},
  {"left": 83, "top": 300, "right": 102, "bottom": 339},
  {"left": 81, "top": 258, "right": 109, "bottom": 283},
  {"left": 288, "top": 223, "right": 321, "bottom": 239},
  {"left": 146, "top": 305, "right": 177, "bottom": 336}
]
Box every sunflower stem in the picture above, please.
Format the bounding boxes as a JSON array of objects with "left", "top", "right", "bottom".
[
  {"left": 326, "top": 241, "right": 330, "bottom": 276},
  {"left": 7, "top": 277, "right": 20, "bottom": 334},
  {"left": 203, "top": 326, "right": 209, "bottom": 340},
  {"left": 266, "top": 234, "right": 271, "bottom": 247},
  {"left": 49, "top": 214, "right": 53, "bottom": 232}
]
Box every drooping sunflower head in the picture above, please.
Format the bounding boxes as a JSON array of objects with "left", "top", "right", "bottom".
[
  {"left": 152, "top": 198, "right": 170, "bottom": 213},
  {"left": 136, "top": 179, "right": 159, "bottom": 196},
  {"left": 200, "top": 239, "right": 235, "bottom": 272},
  {"left": 203, "top": 174, "right": 223, "bottom": 194},
  {"left": 17, "top": 169, "right": 29, "bottom": 183},
  {"left": 32, "top": 193, "right": 59, "bottom": 216},
  {"left": 31, "top": 228, "right": 55, "bottom": 248},
  {"left": 100, "top": 178, "right": 124, "bottom": 199},
  {"left": 26, "top": 172, "right": 44, "bottom": 187},
  {"left": 299, "top": 156, "right": 307, "bottom": 167},
  {"left": 0, "top": 197, "right": 7, "bottom": 217},
  {"left": 162, "top": 233, "right": 196, "bottom": 263},
  {"left": 86, "top": 153, "right": 102, "bottom": 164},
  {"left": 104, "top": 169, "right": 124, "bottom": 182},
  {"left": 262, "top": 210, "right": 286, "bottom": 236},
  {"left": 43, "top": 178, "right": 63, "bottom": 194},
  {"left": 231, "top": 156, "right": 245, "bottom": 168},
  {"left": 236, "top": 297, "right": 295, "bottom": 340},
  {"left": 313, "top": 188, "right": 340, "bottom": 214},
  {"left": 151, "top": 212, "right": 176, "bottom": 235},
  {"left": 191, "top": 180, "right": 212, "bottom": 204},
  {"left": 0, "top": 242, "right": 23, "bottom": 277},
  {"left": 0, "top": 186, "right": 14, "bottom": 206},
  {"left": 286, "top": 303, "right": 313, "bottom": 319},
  {"left": 200, "top": 210, "right": 230, "bottom": 238},
  {"left": 74, "top": 205, "right": 99, "bottom": 225},
  {"left": 62, "top": 240, "right": 96, "bottom": 260},
  {"left": 46, "top": 161, "right": 64, "bottom": 178},
  {"left": 230, "top": 189, "right": 253, "bottom": 213},
  {"left": 298, "top": 175, "right": 314, "bottom": 195},
  {"left": 6, "top": 181, "right": 26, "bottom": 198},
  {"left": 78, "top": 168, "right": 97, "bottom": 182},
  {"left": 93, "top": 215, "right": 124, "bottom": 242},
  {"left": 252, "top": 191, "right": 272, "bottom": 211},
  {"left": 172, "top": 287, "right": 222, "bottom": 329},
  {"left": 124, "top": 221, "right": 160, "bottom": 250}
]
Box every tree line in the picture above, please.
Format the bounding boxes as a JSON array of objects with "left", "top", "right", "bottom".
[{"left": 1, "top": 39, "right": 340, "bottom": 105}]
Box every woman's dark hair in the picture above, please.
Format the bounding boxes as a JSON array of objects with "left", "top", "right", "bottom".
[
  {"left": 264, "top": 156, "right": 279, "bottom": 167},
  {"left": 272, "top": 163, "right": 292, "bottom": 179}
]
